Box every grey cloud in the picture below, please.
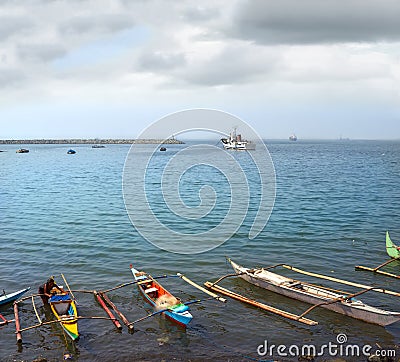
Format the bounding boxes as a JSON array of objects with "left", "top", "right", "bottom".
[
  {"left": 230, "top": 0, "right": 400, "bottom": 44},
  {"left": 0, "top": 69, "right": 25, "bottom": 88},
  {"left": 137, "top": 51, "right": 186, "bottom": 71},
  {"left": 0, "top": 16, "right": 34, "bottom": 41},
  {"left": 179, "top": 47, "right": 277, "bottom": 86},
  {"left": 60, "top": 13, "right": 135, "bottom": 35},
  {"left": 17, "top": 43, "right": 66, "bottom": 62},
  {"left": 182, "top": 6, "right": 220, "bottom": 22}
]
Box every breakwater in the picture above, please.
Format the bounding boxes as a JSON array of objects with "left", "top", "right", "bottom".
[{"left": 0, "top": 138, "right": 184, "bottom": 145}]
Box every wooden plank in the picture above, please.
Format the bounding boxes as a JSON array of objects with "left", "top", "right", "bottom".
[
  {"left": 355, "top": 265, "right": 400, "bottom": 280},
  {"left": 177, "top": 273, "right": 227, "bottom": 303},
  {"left": 282, "top": 265, "right": 400, "bottom": 298},
  {"left": 204, "top": 281, "right": 318, "bottom": 326}
]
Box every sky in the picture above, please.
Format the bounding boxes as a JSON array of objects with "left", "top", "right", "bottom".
[{"left": 0, "top": 0, "right": 400, "bottom": 140}]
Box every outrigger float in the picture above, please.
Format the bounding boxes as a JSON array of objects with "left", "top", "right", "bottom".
[
  {"left": 204, "top": 258, "right": 400, "bottom": 327},
  {"left": 355, "top": 231, "right": 400, "bottom": 279}
]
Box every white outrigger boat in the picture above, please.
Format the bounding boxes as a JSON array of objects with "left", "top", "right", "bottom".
[
  {"left": 0, "top": 287, "right": 30, "bottom": 306},
  {"left": 228, "top": 258, "right": 400, "bottom": 326}
]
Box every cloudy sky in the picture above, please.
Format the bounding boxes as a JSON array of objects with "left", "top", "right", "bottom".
[{"left": 1, "top": 0, "right": 399, "bottom": 139}]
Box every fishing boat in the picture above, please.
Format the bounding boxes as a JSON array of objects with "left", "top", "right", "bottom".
[
  {"left": 16, "top": 148, "right": 29, "bottom": 153},
  {"left": 49, "top": 292, "right": 79, "bottom": 340},
  {"left": 289, "top": 134, "right": 297, "bottom": 141},
  {"left": 0, "top": 287, "right": 30, "bottom": 306},
  {"left": 92, "top": 144, "right": 105, "bottom": 148},
  {"left": 130, "top": 264, "right": 193, "bottom": 328},
  {"left": 228, "top": 258, "right": 400, "bottom": 326},
  {"left": 221, "top": 127, "right": 255, "bottom": 150},
  {"left": 67, "top": 149, "right": 76, "bottom": 154},
  {"left": 386, "top": 231, "right": 400, "bottom": 259}
]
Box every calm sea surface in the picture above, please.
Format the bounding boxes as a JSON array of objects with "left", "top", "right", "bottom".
[{"left": 1, "top": 140, "right": 399, "bottom": 361}]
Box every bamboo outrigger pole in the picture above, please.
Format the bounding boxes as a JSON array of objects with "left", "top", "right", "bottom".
[
  {"left": 61, "top": 273, "right": 76, "bottom": 301},
  {"left": 281, "top": 265, "right": 400, "bottom": 298},
  {"left": 0, "top": 313, "right": 14, "bottom": 327},
  {"left": 355, "top": 257, "right": 400, "bottom": 280},
  {"left": 296, "top": 287, "right": 376, "bottom": 320},
  {"left": 177, "top": 273, "right": 227, "bottom": 303},
  {"left": 31, "top": 296, "right": 42, "bottom": 325},
  {"left": 204, "top": 282, "right": 318, "bottom": 326}
]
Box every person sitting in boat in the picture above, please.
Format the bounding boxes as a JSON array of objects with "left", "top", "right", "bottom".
[{"left": 38, "top": 277, "right": 64, "bottom": 305}]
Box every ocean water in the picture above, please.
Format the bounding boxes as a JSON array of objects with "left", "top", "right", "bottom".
[{"left": 0, "top": 140, "right": 399, "bottom": 361}]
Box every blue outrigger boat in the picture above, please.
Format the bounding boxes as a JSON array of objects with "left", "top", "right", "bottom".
[
  {"left": 130, "top": 264, "right": 193, "bottom": 328},
  {"left": 0, "top": 288, "right": 30, "bottom": 306}
]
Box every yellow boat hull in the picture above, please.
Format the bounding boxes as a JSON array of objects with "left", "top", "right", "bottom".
[{"left": 49, "top": 294, "right": 79, "bottom": 340}]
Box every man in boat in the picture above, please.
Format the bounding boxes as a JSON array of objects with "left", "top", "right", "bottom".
[{"left": 38, "top": 277, "right": 64, "bottom": 305}]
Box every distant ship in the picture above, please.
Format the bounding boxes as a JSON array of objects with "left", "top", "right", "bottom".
[
  {"left": 221, "top": 127, "right": 255, "bottom": 150},
  {"left": 92, "top": 144, "right": 105, "bottom": 148},
  {"left": 289, "top": 134, "right": 297, "bottom": 141},
  {"left": 16, "top": 148, "right": 29, "bottom": 153}
]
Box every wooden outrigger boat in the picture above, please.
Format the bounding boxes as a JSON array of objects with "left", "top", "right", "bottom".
[
  {"left": 0, "top": 287, "right": 30, "bottom": 306},
  {"left": 49, "top": 293, "right": 79, "bottom": 340},
  {"left": 49, "top": 275, "right": 79, "bottom": 340},
  {"left": 130, "top": 264, "right": 193, "bottom": 328},
  {"left": 227, "top": 258, "right": 400, "bottom": 326},
  {"left": 355, "top": 231, "right": 400, "bottom": 279},
  {"left": 13, "top": 275, "right": 81, "bottom": 343}
]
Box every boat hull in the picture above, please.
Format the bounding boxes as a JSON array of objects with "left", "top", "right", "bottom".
[
  {"left": 0, "top": 287, "right": 30, "bottom": 306},
  {"left": 49, "top": 294, "right": 79, "bottom": 340},
  {"left": 130, "top": 265, "right": 193, "bottom": 328},
  {"left": 230, "top": 259, "right": 400, "bottom": 326}
]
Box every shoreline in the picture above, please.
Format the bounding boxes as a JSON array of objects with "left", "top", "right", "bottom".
[{"left": 0, "top": 138, "right": 184, "bottom": 145}]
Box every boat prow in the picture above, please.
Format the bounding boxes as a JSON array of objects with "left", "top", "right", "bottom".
[{"left": 0, "top": 287, "right": 30, "bottom": 306}]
